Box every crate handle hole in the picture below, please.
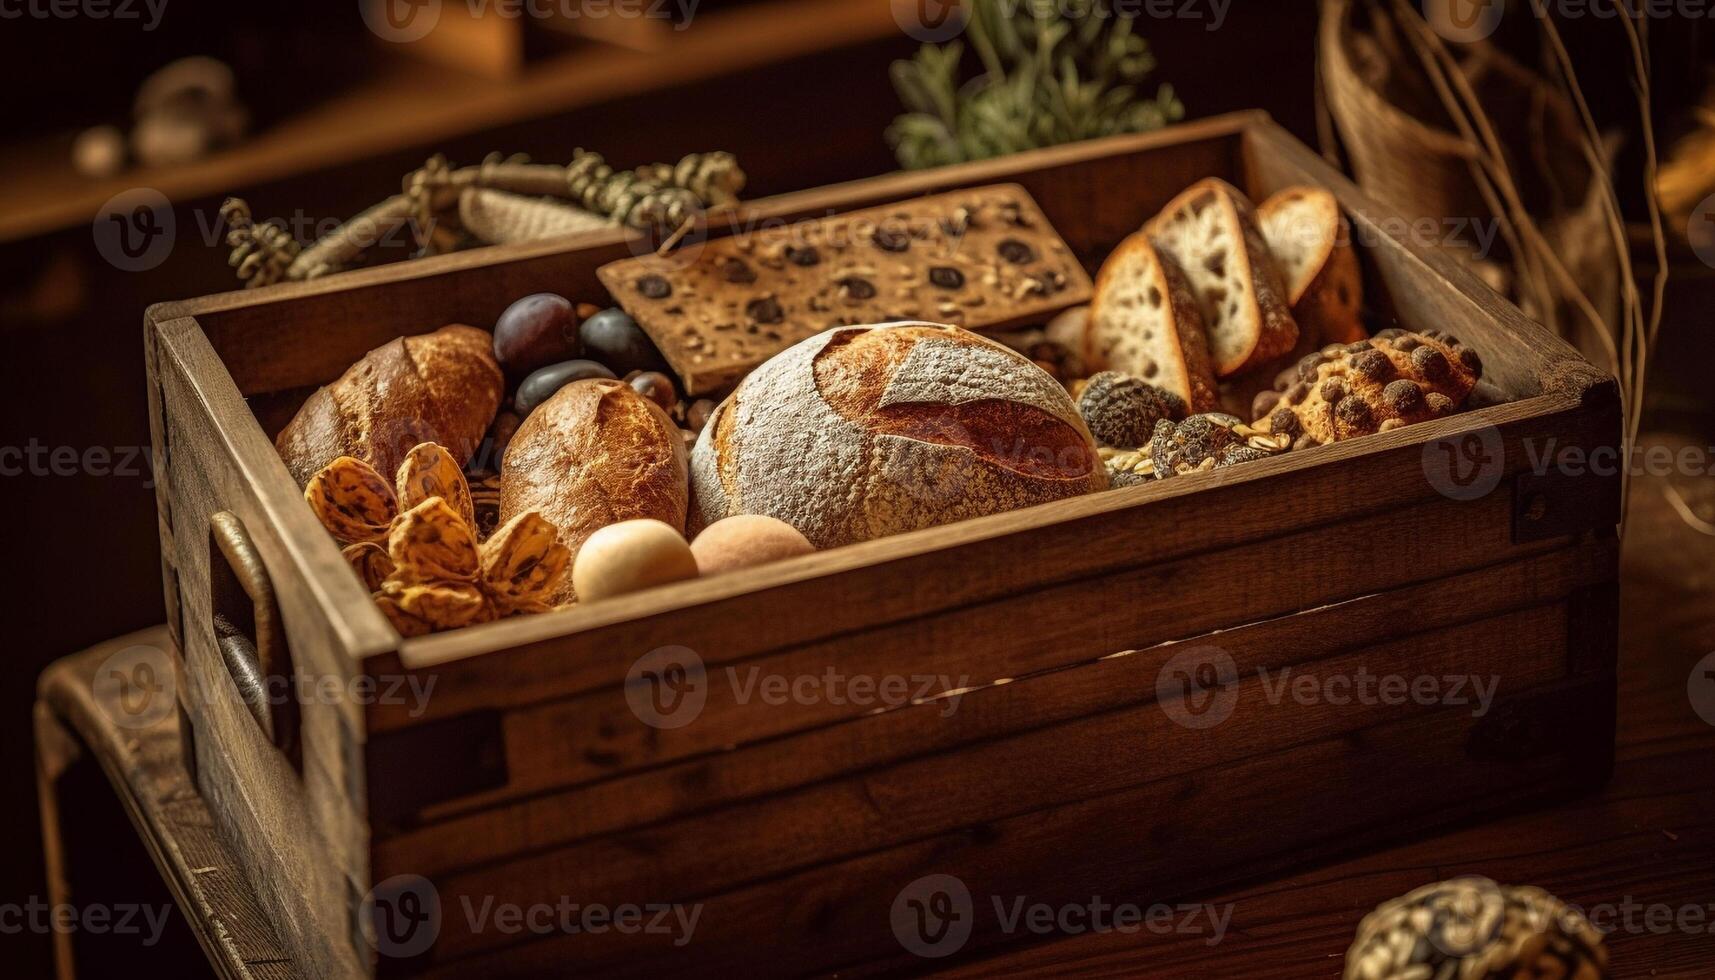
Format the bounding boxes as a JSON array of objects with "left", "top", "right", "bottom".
[{"left": 209, "top": 511, "right": 300, "bottom": 765}]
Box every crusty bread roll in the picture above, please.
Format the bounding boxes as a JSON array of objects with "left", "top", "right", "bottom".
[
  {"left": 1258, "top": 186, "right": 1365, "bottom": 346},
  {"left": 500, "top": 378, "right": 688, "bottom": 602},
  {"left": 691, "top": 322, "right": 1107, "bottom": 549},
  {"left": 1086, "top": 231, "right": 1219, "bottom": 413},
  {"left": 1145, "top": 178, "right": 1299, "bottom": 378},
  {"left": 276, "top": 324, "right": 504, "bottom": 487}
]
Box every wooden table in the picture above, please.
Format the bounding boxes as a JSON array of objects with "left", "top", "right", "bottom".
[{"left": 35, "top": 440, "right": 1715, "bottom": 978}]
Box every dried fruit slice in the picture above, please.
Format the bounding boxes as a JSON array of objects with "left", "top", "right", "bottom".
[
  {"left": 342, "top": 541, "right": 395, "bottom": 592},
  {"left": 388, "top": 498, "right": 481, "bottom": 585},
  {"left": 480, "top": 512, "right": 571, "bottom": 616},
  {"left": 395, "top": 442, "right": 476, "bottom": 531},
  {"left": 374, "top": 580, "right": 487, "bottom": 637},
  {"left": 305, "top": 456, "right": 397, "bottom": 545}
]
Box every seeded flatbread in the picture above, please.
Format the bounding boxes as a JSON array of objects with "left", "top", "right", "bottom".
[{"left": 597, "top": 185, "right": 1092, "bottom": 394}]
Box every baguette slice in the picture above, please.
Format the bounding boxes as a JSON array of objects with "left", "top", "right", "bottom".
[
  {"left": 1258, "top": 186, "right": 1365, "bottom": 346},
  {"left": 1145, "top": 178, "right": 1298, "bottom": 377},
  {"left": 1086, "top": 231, "right": 1219, "bottom": 413}
]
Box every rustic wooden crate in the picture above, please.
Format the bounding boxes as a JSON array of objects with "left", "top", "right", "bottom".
[{"left": 144, "top": 112, "right": 1622, "bottom": 978}]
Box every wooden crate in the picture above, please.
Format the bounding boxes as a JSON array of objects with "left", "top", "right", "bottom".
[{"left": 144, "top": 112, "right": 1622, "bottom": 978}]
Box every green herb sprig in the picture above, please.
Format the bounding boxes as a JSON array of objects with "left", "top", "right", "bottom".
[{"left": 888, "top": 0, "right": 1185, "bottom": 169}]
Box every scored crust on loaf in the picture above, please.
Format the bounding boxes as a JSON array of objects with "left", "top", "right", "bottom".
[
  {"left": 276, "top": 323, "right": 504, "bottom": 487},
  {"left": 1258, "top": 186, "right": 1365, "bottom": 346},
  {"left": 1086, "top": 231, "right": 1219, "bottom": 413},
  {"left": 691, "top": 323, "right": 1106, "bottom": 548},
  {"left": 1145, "top": 178, "right": 1298, "bottom": 378}
]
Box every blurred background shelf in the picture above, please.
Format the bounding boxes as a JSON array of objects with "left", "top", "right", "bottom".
[{"left": 0, "top": 0, "right": 902, "bottom": 243}]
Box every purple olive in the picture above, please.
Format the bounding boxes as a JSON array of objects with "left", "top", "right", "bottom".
[
  {"left": 515, "top": 360, "right": 617, "bottom": 416},
  {"left": 629, "top": 371, "right": 678, "bottom": 412},
  {"left": 494, "top": 293, "right": 581, "bottom": 379},
  {"left": 579, "top": 307, "right": 667, "bottom": 376}
]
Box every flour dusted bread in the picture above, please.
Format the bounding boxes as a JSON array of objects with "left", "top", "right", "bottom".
[
  {"left": 691, "top": 322, "right": 1106, "bottom": 548},
  {"left": 1259, "top": 186, "right": 1365, "bottom": 346},
  {"left": 1145, "top": 178, "right": 1298, "bottom": 377},
  {"left": 1086, "top": 231, "right": 1218, "bottom": 413},
  {"left": 500, "top": 378, "right": 688, "bottom": 601},
  {"left": 276, "top": 324, "right": 504, "bottom": 487}
]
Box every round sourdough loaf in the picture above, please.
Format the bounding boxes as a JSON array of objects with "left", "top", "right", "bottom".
[
  {"left": 501, "top": 378, "right": 688, "bottom": 602},
  {"left": 690, "top": 322, "right": 1107, "bottom": 548}
]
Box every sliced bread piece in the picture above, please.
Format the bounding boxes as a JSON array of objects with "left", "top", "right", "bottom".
[
  {"left": 1145, "top": 178, "right": 1298, "bottom": 378},
  {"left": 1085, "top": 231, "right": 1220, "bottom": 413},
  {"left": 1259, "top": 186, "right": 1365, "bottom": 346}
]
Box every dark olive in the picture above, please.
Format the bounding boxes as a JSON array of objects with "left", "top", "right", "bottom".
[
  {"left": 746, "top": 296, "right": 784, "bottom": 325},
  {"left": 494, "top": 293, "right": 581, "bottom": 379},
  {"left": 838, "top": 277, "right": 877, "bottom": 300},
  {"left": 578, "top": 307, "right": 668, "bottom": 376},
  {"left": 686, "top": 398, "right": 717, "bottom": 433},
  {"left": 721, "top": 258, "right": 756, "bottom": 284},
  {"left": 784, "top": 245, "right": 821, "bottom": 266},
  {"left": 997, "top": 238, "right": 1037, "bottom": 264},
  {"left": 629, "top": 371, "right": 679, "bottom": 412},
  {"left": 515, "top": 360, "right": 617, "bottom": 416},
  {"left": 872, "top": 227, "right": 910, "bottom": 252},
  {"left": 636, "top": 275, "right": 672, "bottom": 299},
  {"left": 928, "top": 266, "right": 965, "bottom": 290}
]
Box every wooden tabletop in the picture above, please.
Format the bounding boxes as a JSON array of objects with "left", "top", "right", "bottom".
[{"left": 35, "top": 436, "right": 1715, "bottom": 978}]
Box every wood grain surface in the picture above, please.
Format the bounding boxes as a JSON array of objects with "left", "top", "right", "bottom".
[
  {"left": 36, "top": 440, "right": 1712, "bottom": 978},
  {"left": 938, "top": 434, "right": 1715, "bottom": 979}
]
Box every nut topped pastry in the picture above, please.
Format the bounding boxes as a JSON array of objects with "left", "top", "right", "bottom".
[{"left": 1254, "top": 329, "right": 1482, "bottom": 447}]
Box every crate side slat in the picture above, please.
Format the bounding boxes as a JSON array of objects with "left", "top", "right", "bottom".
[
  {"left": 367, "top": 396, "right": 1617, "bottom": 730},
  {"left": 414, "top": 671, "right": 1613, "bottom": 977},
  {"left": 376, "top": 541, "right": 1611, "bottom": 878}
]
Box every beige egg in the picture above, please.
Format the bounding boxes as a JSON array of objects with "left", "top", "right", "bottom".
[
  {"left": 691, "top": 515, "right": 815, "bottom": 576},
  {"left": 571, "top": 519, "right": 698, "bottom": 601}
]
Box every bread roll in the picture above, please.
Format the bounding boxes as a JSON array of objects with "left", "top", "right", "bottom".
[
  {"left": 500, "top": 378, "right": 688, "bottom": 602},
  {"left": 691, "top": 322, "right": 1107, "bottom": 549},
  {"left": 276, "top": 324, "right": 504, "bottom": 487}
]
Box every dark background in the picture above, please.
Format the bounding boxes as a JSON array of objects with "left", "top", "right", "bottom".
[{"left": 1, "top": 1, "right": 1709, "bottom": 974}]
